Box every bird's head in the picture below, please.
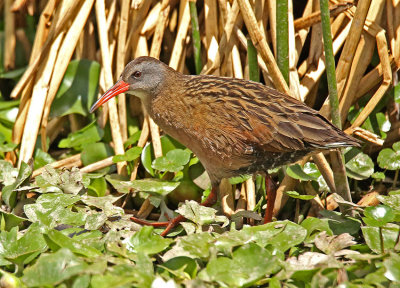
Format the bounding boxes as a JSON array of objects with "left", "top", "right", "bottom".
[{"left": 90, "top": 56, "right": 170, "bottom": 113}]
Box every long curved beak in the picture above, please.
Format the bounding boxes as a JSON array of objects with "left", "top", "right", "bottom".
[{"left": 90, "top": 80, "right": 130, "bottom": 113}]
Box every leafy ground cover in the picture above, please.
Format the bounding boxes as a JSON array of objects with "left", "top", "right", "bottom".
[{"left": 0, "top": 156, "right": 399, "bottom": 287}]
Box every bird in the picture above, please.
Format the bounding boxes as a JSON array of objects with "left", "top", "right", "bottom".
[{"left": 90, "top": 56, "right": 360, "bottom": 236}]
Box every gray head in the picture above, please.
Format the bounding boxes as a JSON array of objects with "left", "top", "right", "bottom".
[{"left": 90, "top": 56, "right": 172, "bottom": 112}]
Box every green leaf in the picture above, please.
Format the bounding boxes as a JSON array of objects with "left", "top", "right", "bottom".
[
  {"left": 2, "top": 161, "right": 31, "bottom": 208},
  {"left": 157, "top": 256, "right": 197, "bottom": 279},
  {"left": 372, "top": 171, "right": 385, "bottom": 180},
  {"left": 124, "top": 130, "right": 141, "bottom": 148},
  {"left": 383, "top": 252, "right": 400, "bottom": 282},
  {"left": 38, "top": 166, "right": 85, "bottom": 194},
  {"left": 88, "top": 177, "right": 107, "bottom": 197},
  {"left": 141, "top": 135, "right": 185, "bottom": 176},
  {"left": 81, "top": 142, "right": 113, "bottom": 166},
  {"left": 113, "top": 146, "right": 142, "bottom": 163},
  {"left": 50, "top": 59, "right": 100, "bottom": 117},
  {"left": 377, "top": 142, "right": 400, "bottom": 170},
  {"left": 24, "top": 193, "right": 83, "bottom": 228},
  {"left": 177, "top": 200, "right": 229, "bottom": 227},
  {"left": 0, "top": 225, "right": 47, "bottom": 263},
  {"left": 0, "top": 210, "right": 27, "bottom": 231},
  {"left": 124, "top": 226, "right": 173, "bottom": 255},
  {"left": 285, "top": 191, "right": 315, "bottom": 200},
  {"left": 126, "top": 178, "right": 180, "bottom": 196},
  {"left": 58, "top": 121, "right": 104, "bottom": 149},
  {"left": 377, "top": 194, "right": 400, "bottom": 210},
  {"left": 200, "top": 243, "right": 279, "bottom": 287},
  {"left": 22, "top": 248, "right": 88, "bottom": 287},
  {"left": 46, "top": 229, "right": 102, "bottom": 257},
  {"left": 287, "top": 163, "right": 319, "bottom": 181},
  {"left": 319, "top": 210, "right": 361, "bottom": 236},
  {"left": 152, "top": 149, "right": 191, "bottom": 172},
  {"left": 345, "top": 149, "right": 374, "bottom": 180},
  {"left": 33, "top": 149, "right": 55, "bottom": 170},
  {"left": 163, "top": 233, "right": 214, "bottom": 261},
  {"left": 362, "top": 224, "right": 400, "bottom": 253},
  {"left": 229, "top": 174, "right": 252, "bottom": 185},
  {"left": 363, "top": 205, "right": 395, "bottom": 227}
]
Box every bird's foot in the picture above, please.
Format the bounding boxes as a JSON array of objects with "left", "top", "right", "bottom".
[
  {"left": 264, "top": 174, "right": 277, "bottom": 224},
  {"left": 131, "top": 186, "right": 218, "bottom": 236},
  {"left": 130, "top": 214, "right": 185, "bottom": 236}
]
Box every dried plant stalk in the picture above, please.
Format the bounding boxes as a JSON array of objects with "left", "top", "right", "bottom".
[
  {"left": 220, "top": 179, "right": 235, "bottom": 216},
  {"left": 245, "top": 178, "right": 256, "bottom": 225},
  {"left": 32, "top": 154, "right": 82, "bottom": 177},
  {"left": 40, "top": 0, "right": 96, "bottom": 151},
  {"left": 4, "top": 0, "right": 16, "bottom": 70},
  {"left": 95, "top": 0, "right": 126, "bottom": 174},
  {"left": 238, "top": 0, "right": 291, "bottom": 96},
  {"left": 18, "top": 32, "right": 64, "bottom": 167},
  {"left": 335, "top": 0, "right": 372, "bottom": 101}
]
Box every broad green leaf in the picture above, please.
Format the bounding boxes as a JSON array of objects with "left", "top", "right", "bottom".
[
  {"left": 0, "top": 225, "right": 47, "bottom": 263},
  {"left": 383, "top": 252, "right": 400, "bottom": 282},
  {"left": 33, "top": 149, "right": 55, "bottom": 170},
  {"left": 24, "top": 193, "right": 83, "bottom": 227},
  {"left": 37, "top": 166, "right": 84, "bottom": 194},
  {"left": 287, "top": 163, "right": 319, "bottom": 181},
  {"left": 50, "top": 59, "right": 100, "bottom": 117},
  {"left": 2, "top": 161, "right": 31, "bottom": 208},
  {"left": 0, "top": 106, "right": 18, "bottom": 125},
  {"left": 141, "top": 135, "right": 185, "bottom": 176},
  {"left": 361, "top": 112, "right": 391, "bottom": 139},
  {"left": 157, "top": 256, "right": 197, "bottom": 279},
  {"left": 229, "top": 174, "right": 252, "bottom": 185},
  {"left": 88, "top": 177, "right": 107, "bottom": 197},
  {"left": 0, "top": 210, "right": 27, "bottom": 231},
  {"left": 152, "top": 149, "right": 191, "bottom": 172},
  {"left": 124, "top": 226, "right": 173, "bottom": 255},
  {"left": 377, "top": 194, "right": 400, "bottom": 210},
  {"left": 0, "top": 160, "right": 18, "bottom": 186},
  {"left": 200, "top": 243, "right": 279, "bottom": 287},
  {"left": 285, "top": 191, "right": 315, "bottom": 200},
  {"left": 81, "top": 142, "right": 113, "bottom": 166},
  {"left": 124, "top": 130, "right": 141, "bottom": 149},
  {"left": 127, "top": 178, "right": 180, "bottom": 196},
  {"left": 363, "top": 205, "right": 395, "bottom": 227},
  {"left": 22, "top": 248, "right": 88, "bottom": 287},
  {"left": 46, "top": 230, "right": 102, "bottom": 257},
  {"left": 113, "top": 146, "right": 142, "bottom": 163},
  {"left": 176, "top": 200, "right": 229, "bottom": 227},
  {"left": 362, "top": 224, "right": 400, "bottom": 253},
  {"left": 301, "top": 217, "right": 333, "bottom": 240},
  {"left": 105, "top": 175, "right": 133, "bottom": 194},
  {"left": 372, "top": 171, "right": 385, "bottom": 180},
  {"left": 58, "top": 121, "right": 104, "bottom": 149},
  {"left": 163, "top": 233, "right": 214, "bottom": 261},
  {"left": 345, "top": 149, "right": 374, "bottom": 180},
  {"left": 319, "top": 210, "right": 361, "bottom": 236},
  {"left": 377, "top": 142, "right": 400, "bottom": 170}
]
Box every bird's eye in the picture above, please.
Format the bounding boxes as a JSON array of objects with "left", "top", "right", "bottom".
[{"left": 133, "top": 71, "right": 142, "bottom": 78}]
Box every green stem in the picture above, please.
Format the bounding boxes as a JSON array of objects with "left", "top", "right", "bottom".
[
  {"left": 189, "top": 1, "right": 202, "bottom": 75},
  {"left": 247, "top": 38, "right": 259, "bottom": 82},
  {"left": 276, "top": 0, "right": 289, "bottom": 84},
  {"left": 320, "top": 0, "right": 341, "bottom": 128},
  {"left": 379, "top": 226, "right": 385, "bottom": 254}
]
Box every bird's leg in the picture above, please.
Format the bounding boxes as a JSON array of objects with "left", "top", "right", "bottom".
[
  {"left": 264, "top": 174, "right": 277, "bottom": 224},
  {"left": 130, "top": 185, "right": 218, "bottom": 236}
]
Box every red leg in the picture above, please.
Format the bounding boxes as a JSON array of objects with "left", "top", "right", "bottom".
[
  {"left": 264, "top": 174, "right": 277, "bottom": 224},
  {"left": 131, "top": 185, "right": 218, "bottom": 236}
]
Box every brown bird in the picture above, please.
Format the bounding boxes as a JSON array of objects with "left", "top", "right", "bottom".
[{"left": 91, "top": 56, "right": 360, "bottom": 236}]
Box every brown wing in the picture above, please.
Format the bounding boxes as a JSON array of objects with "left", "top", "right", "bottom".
[{"left": 183, "top": 76, "right": 358, "bottom": 157}]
